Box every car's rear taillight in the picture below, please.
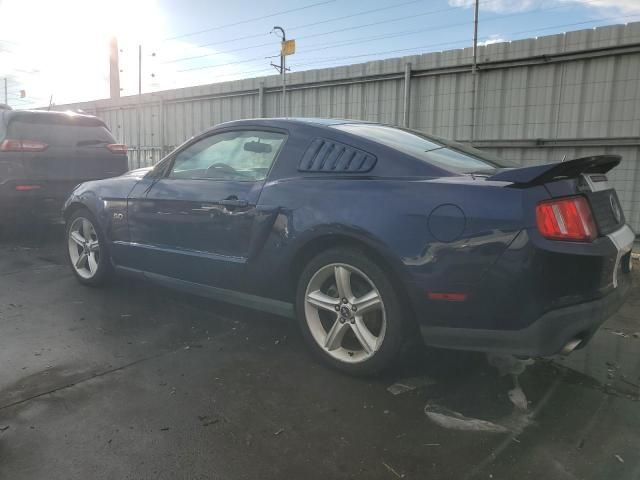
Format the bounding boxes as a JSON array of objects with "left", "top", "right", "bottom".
[
  {"left": 106, "top": 143, "right": 128, "bottom": 154},
  {"left": 536, "top": 196, "right": 597, "bottom": 242},
  {"left": 15, "top": 184, "right": 41, "bottom": 191},
  {"left": 0, "top": 139, "right": 48, "bottom": 152}
]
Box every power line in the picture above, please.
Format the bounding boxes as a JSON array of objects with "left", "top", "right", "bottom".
[
  {"left": 171, "top": 4, "right": 640, "bottom": 75},
  {"left": 290, "top": 0, "right": 615, "bottom": 45},
  {"left": 154, "top": 0, "right": 622, "bottom": 56},
  {"left": 161, "top": 0, "right": 491, "bottom": 55},
  {"left": 509, "top": 15, "right": 640, "bottom": 37},
  {"left": 144, "top": 13, "right": 640, "bottom": 91},
  {"left": 160, "top": 0, "right": 434, "bottom": 63},
  {"left": 290, "top": 40, "right": 481, "bottom": 69},
  {"left": 163, "top": 0, "right": 597, "bottom": 56},
  {"left": 177, "top": 54, "right": 269, "bottom": 73},
  {"left": 288, "top": 0, "right": 427, "bottom": 31},
  {"left": 171, "top": 31, "right": 271, "bottom": 51},
  {"left": 162, "top": 41, "right": 273, "bottom": 64},
  {"left": 297, "top": 20, "right": 472, "bottom": 55},
  {"left": 164, "top": 38, "right": 474, "bottom": 83},
  {"left": 162, "top": 0, "right": 336, "bottom": 41},
  {"left": 164, "top": 0, "right": 598, "bottom": 71},
  {"left": 295, "top": 6, "right": 466, "bottom": 42},
  {"left": 162, "top": 2, "right": 468, "bottom": 65},
  {"left": 289, "top": 13, "right": 640, "bottom": 69}
]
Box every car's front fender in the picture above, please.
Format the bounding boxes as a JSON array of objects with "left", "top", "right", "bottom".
[{"left": 62, "top": 175, "right": 143, "bottom": 241}]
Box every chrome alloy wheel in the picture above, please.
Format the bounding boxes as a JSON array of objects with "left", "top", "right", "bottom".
[
  {"left": 304, "top": 263, "right": 386, "bottom": 363},
  {"left": 68, "top": 217, "right": 101, "bottom": 279}
]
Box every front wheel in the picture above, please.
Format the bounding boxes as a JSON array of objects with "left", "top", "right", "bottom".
[
  {"left": 296, "top": 248, "right": 407, "bottom": 375},
  {"left": 66, "top": 208, "right": 112, "bottom": 286}
]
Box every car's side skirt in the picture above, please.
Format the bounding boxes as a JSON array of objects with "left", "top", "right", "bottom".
[
  {"left": 114, "top": 265, "right": 295, "bottom": 319},
  {"left": 112, "top": 241, "right": 247, "bottom": 263}
]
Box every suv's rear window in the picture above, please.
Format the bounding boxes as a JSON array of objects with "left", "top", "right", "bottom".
[
  {"left": 332, "top": 124, "right": 509, "bottom": 174},
  {"left": 7, "top": 113, "right": 115, "bottom": 147}
]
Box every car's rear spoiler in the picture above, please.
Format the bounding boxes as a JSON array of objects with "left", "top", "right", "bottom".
[{"left": 488, "top": 155, "right": 621, "bottom": 186}]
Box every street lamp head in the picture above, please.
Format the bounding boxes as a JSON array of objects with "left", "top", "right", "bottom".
[{"left": 271, "top": 26, "right": 285, "bottom": 40}]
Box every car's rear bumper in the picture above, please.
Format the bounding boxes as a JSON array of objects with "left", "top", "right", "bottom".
[
  {"left": 0, "top": 192, "right": 65, "bottom": 223},
  {"left": 419, "top": 224, "right": 635, "bottom": 357},
  {"left": 420, "top": 273, "right": 631, "bottom": 356}
]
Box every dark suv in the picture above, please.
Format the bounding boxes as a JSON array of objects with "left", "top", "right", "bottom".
[{"left": 0, "top": 109, "right": 128, "bottom": 225}]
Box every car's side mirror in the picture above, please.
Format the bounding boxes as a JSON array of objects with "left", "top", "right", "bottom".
[{"left": 147, "top": 157, "right": 172, "bottom": 178}]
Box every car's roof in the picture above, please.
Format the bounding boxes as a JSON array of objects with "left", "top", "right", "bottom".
[
  {"left": 2, "top": 109, "right": 106, "bottom": 126},
  {"left": 213, "top": 117, "right": 374, "bottom": 130},
  {"left": 278, "top": 117, "right": 373, "bottom": 126}
]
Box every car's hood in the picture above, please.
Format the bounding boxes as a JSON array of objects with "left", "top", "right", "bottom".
[{"left": 70, "top": 168, "right": 148, "bottom": 203}]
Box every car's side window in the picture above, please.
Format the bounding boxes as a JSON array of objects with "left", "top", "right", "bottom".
[{"left": 168, "top": 130, "right": 286, "bottom": 181}]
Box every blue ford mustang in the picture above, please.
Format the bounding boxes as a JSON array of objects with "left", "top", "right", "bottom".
[{"left": 63, "top": 118, "right": 635, "bottom": 375}]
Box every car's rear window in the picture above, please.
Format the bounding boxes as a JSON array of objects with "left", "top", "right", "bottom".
[
  {"left": 7, "top": 113, "right": 115, "bottom": 147},
  {"left": 332, "top": 124, "right": 510, "bottom": 174}
]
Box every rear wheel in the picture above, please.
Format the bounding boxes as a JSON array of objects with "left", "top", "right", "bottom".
[
  {"left": 296, "top": 248, "right": 406, "bottom": 375},
  {"left": 66, "top": 208, "right": 112, "bottom": 286}
]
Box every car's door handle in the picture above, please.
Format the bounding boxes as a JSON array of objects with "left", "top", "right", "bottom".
[{"left": 219, "top": 198, "right": 248, "bottom": 208}]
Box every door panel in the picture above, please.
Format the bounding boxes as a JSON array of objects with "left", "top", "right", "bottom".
[
  {"left": 127, "top": 179, "right": 262, "bottom": 287},
  {"left": 125, "top": 129, "right": 287, "bottom": 289}
]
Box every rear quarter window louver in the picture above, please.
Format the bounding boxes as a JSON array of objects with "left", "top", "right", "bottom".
[{"left": 298, "top": 138, "right": 377, "bottom": 173}]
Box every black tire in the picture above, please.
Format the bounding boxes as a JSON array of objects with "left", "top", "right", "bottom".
[
  {"left": 65, "top": 208, "right": 113, "bottom": 286},
  {"left": 295, "top": 247, "right": 407, "bottom": 376}
]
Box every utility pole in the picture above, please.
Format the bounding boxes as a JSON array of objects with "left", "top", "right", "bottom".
[
  {"left": 3, "top": 78, "right": 7, "bottom": 104},
  {"left": 272, "top": 26, "right": 287, "bottom": 117},
  {"left": 109, "top": 37, "right": 121, "bottom": 99},
  {"left": 472, "top": 0, "right": 479, "bottom": 74},
  {"left": 137, "top": 44, "right": 142, "bottom": 167},
  {"left": 470, "top": 0, "right": 480, "bottom": 142}
]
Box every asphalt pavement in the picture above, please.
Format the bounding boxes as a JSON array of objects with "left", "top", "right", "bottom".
[{"left": 0, "top": 225, "right": 639, "bottom": 480}]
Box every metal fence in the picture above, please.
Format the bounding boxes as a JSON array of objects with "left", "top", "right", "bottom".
[{"left": 56, "top": 22, "right": 640, "bottom": 232}]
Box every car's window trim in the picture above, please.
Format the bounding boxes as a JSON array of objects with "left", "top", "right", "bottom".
[{"left": 161, "top": 126, "right": 289, "bottom": 183}]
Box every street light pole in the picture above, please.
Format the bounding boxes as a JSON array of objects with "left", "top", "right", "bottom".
[
  {"left": 3, "top": 78, "right": 7, "bottom": 105},
  {"left": 273, "top": 26, "right": 286, "bottom": 117}
]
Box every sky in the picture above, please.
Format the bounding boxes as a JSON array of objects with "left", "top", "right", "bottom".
[{"left": 1, "top": 0, "right": 639, "bottom": 108}]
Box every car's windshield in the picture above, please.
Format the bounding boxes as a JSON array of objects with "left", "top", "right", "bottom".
[{"left": 332, "top": 123, "right": 511, "bottom": 174}]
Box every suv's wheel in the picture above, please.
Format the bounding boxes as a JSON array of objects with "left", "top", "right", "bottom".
[
  {"left": 66, "top": 208, "right": 112, "bottom": 286},
  {"left": 296, "top": 248, "right": 406, "bottom": 375}
]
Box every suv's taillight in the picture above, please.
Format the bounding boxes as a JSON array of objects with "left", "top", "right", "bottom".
[
  {"left": 0, "top": 139, "right": 48, "bottom": 152},
  {"left": 106, "top": 143, "right": 128, "bottom": 154},
  {"left": 536, "top": 196, "right": 597, "bottom": 242}
]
